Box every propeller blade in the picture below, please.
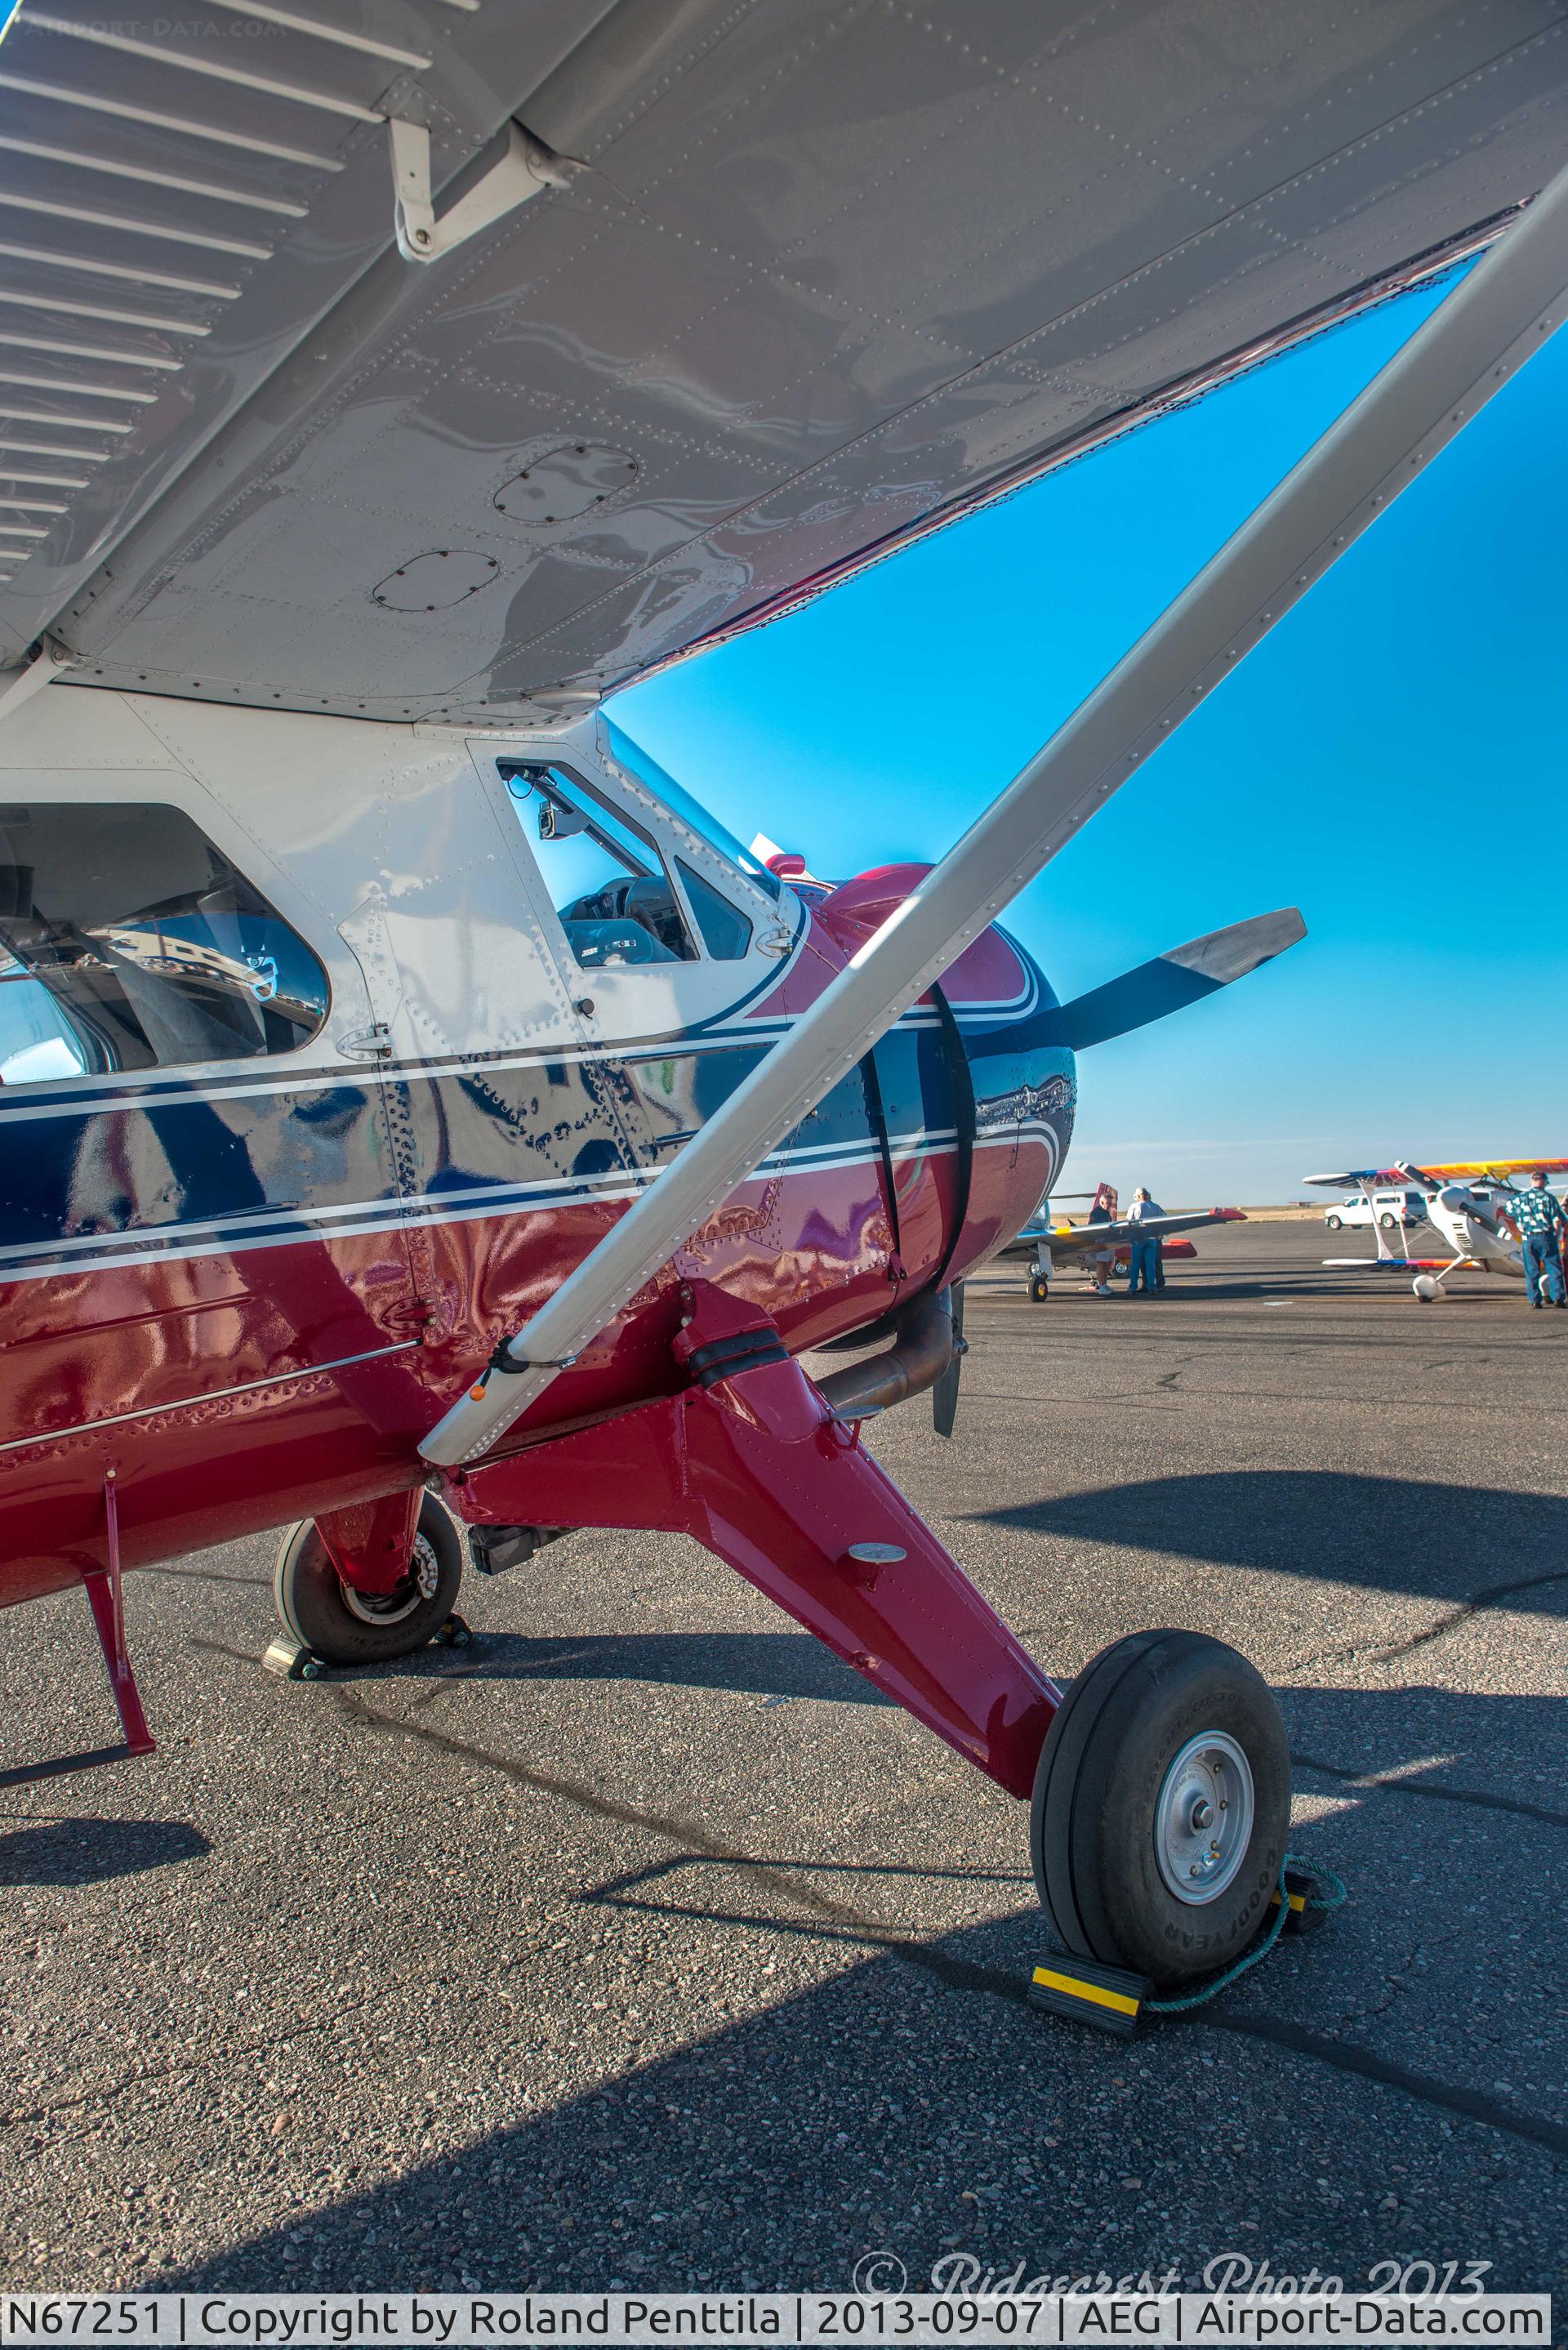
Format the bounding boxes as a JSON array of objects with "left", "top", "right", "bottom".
[
  {"left": 1041, "top": 907, "right": 1304, "bottom": 1051},
  {"left": 932, "top": 1283, "right": 965, "bottom": 1439}
]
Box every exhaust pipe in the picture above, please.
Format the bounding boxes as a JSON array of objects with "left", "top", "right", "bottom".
[{"left": 817, "top": 1288, "right": 958, "bottom": 1420}]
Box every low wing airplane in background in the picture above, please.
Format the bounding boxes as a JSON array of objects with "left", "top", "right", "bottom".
[
  {"left": 1306, "top": 1159, "right": 1568, "bottom": 1299},
  {"left": 0, "top": 0, "right": 1566, "bottom": 1995},
  {"left": 1009, "top": 1184, "right": 1247, "bottom": 1301}
]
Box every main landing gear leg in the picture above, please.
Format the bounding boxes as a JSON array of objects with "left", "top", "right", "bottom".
[
  {"left": 1412, "top": 1255, "right": 1464, "bottom": 1302},
  {"left": 272, "top": 1490, "right": 466, "bottom": 1668},
  {"left": 447, "top": 1280, "right": 1058, "bottom": 1795},
  {"left": 443, "top": 1282, "right": 1290, "bottom": 1985}
]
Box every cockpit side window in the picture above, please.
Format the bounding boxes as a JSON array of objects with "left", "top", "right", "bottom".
[
  {"left": 676, "top": 859, "right": 752, "bottom": 960},
  {"left": 0, "top": 801, "right": 328, "bottom": 1085},
  {"left": 501, "top": 763, "right": 699, "bottom": 970}
]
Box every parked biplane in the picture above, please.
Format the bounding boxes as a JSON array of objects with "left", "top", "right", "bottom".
[
  {"left": 0, "top": 0, "right": 1565, "bottom": 1991},
  {"left": 1307, "top": 1159, "right": 1568, "bottom": 1300}
]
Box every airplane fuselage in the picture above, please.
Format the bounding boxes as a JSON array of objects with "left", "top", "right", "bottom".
[
  {"left": 0, "top": 693, "right": 1073, "bottom": 1611},
  {"left": 1427, "top": 1186, "right": 1526, "bottom": 1276}
]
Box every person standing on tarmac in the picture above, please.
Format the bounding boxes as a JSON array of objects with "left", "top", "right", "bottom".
[
  {"left": 1085, "top": 1182, "right": 1117, "bottom": 1295},
  {"left": 1498, "top": 1170, "right": 1566, "bottom": 1309},
  {"left": 1126, "top": 1186, "right": 1165, "bottom": 1296}
]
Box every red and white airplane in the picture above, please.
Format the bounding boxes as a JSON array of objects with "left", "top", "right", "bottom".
[
  {"left": 0, "top": 0, "right": 1565, "bottom": 1995},
  {"left": 1307, "top": 1159, "right": 1568, "bottom": 1300}
]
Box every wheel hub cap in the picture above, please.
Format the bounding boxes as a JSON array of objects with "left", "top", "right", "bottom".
[{"left": 1154, "top": 1730, "right": 1254, "bottom": 1904}]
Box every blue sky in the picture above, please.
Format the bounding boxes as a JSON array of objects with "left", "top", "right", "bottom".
[{"left": 615, "top": 277, "right": 1568, "bottom": 1206}]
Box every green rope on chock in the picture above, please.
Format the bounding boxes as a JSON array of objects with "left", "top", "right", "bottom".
[{"left": 1145, "top": 1851, "right": 1347, "bottom": 2016}]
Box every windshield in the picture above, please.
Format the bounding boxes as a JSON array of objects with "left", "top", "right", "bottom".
[{"left": 601, "top": 721, "right": 781, "bottom": 901}]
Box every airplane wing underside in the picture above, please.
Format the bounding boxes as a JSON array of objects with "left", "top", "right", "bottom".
[{"left": 2, "top": 0, "right": 1565, "bottom": 723}]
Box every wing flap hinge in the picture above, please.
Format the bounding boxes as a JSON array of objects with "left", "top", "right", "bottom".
[
  {"left": 0, "top": 635, "right": 79, "bottom": 725},
  {"left": 389, "top": 118, "right": 572, "bottom": 265}
]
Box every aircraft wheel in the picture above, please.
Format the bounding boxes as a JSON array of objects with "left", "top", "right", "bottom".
[
  {"left": 274, "top": 1495, "right": 463, "bottom": 1666},
  {"left": 1412, "top": 1274, "right": 1441, "bottom": 1304},
  {"left": 1031, "top": 1629, "right": 1290, "bottom": 1987},
  {"left": 1028, "top": 1273, "right": 1050, "bottom": 1303}
]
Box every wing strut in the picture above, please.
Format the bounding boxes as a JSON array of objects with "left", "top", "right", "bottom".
[{"left": 421, "top": 158, "right": 1568, "bottom": 1469}]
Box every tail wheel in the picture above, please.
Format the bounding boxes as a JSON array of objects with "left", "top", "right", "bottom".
[
  {"left": 274, "top": 1494, "right": 463, "bottom": 1666},
  {"left": 1031, "top": 1629, "right": 1290, "bottom": 1986},
  {"left": 1028, "top": 1273, "right": 1050, "bottom": 1303}
]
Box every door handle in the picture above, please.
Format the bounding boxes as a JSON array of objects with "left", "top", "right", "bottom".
[{"left": 339, "top": 1023, "right": 393, "bottom": 1061}]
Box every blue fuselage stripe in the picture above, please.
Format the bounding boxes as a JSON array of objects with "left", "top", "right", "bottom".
[{"left": 0, "top": 1001, "right": 1076, "bottom": 1286}]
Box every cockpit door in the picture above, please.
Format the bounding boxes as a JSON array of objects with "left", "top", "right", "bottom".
[{"left": 328, "top": 750, "right": 651, "bottom": 1361}]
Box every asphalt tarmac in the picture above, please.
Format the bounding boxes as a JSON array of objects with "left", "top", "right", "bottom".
[{"left": 2, "top": 1218, "right": 1565, "bottom": 2302}]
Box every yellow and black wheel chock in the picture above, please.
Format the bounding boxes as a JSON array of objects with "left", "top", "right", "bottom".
[
  {"left": 1028, "top": 1855, "right": 1346, "bottom": 2036},
  {"left": 1272, "top": 1862, "right": 1332, "bottom": 1934},
  {"left": 262, "top": 1635, "right": 328, "bottom": 1682},
  {"left": 261, "top": 1612, "right": 469, "bottom": 1685},
  {"left": 1029, "top": 1955, "right": 1152, "bottom": 2038}
]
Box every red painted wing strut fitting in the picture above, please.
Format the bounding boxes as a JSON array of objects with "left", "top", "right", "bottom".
[
  {"left": 0, "top": 1471, "right": 156, "bottom": 1788},
  {"left": 444, "top": 1281, "right": 1058, "bottom": 1796},
  {"left": 83, "top": 1471, "right": 156, "bottom": 1758}
]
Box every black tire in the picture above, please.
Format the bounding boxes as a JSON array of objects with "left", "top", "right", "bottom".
[
  {"left": 1379, "top": 1212, "right": 1396, "bottom": 1229},
  {"left": 1031, "top": 1629, "right": 1290, "bottom": 1986},
  {"left": 274, "top": 1494, "right": 463, "bottom": 1666},
  {"left": 1028, "top": 1273, "right": 1050, "bottom": 1303},
  {"left": 1325, "top": 1214, "right": 1342, "bottom": 1231}
]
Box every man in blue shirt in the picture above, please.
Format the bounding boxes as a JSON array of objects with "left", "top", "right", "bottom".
[
  {"left": 1126, "top": 1187, "right": 1165, "bottom": 1296},
  {"left": 1497, "top": 1171, "right": 1566, "bottom": 1308}
]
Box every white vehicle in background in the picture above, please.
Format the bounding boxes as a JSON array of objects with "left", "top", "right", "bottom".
[{"left": 1323, "top": 1188, "right": 1428, "bottom": 1233}]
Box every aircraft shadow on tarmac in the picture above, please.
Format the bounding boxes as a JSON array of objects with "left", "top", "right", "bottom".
[
  {"left": 0, "top": 1815, "right": 212, "bottom": 1888},
  {"left": 969, "top": 1469, "right": 1568, "bottom": 1614},
  {"left": 151, "top": 1678, "right": 1568, "bottom": 2298},
  {"left": 409, "top": 1628, "right": 891, "bottom": 1706},
  {"left": 1068, "top": 1278, "right": 1334, "bottom": 1300},
  {"left": 1281, "top": 1685, "right": 1568, "bottom": 1828},
  {"left": 385, "top": 1626, "right": 1566, "bottom": 1828}
]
